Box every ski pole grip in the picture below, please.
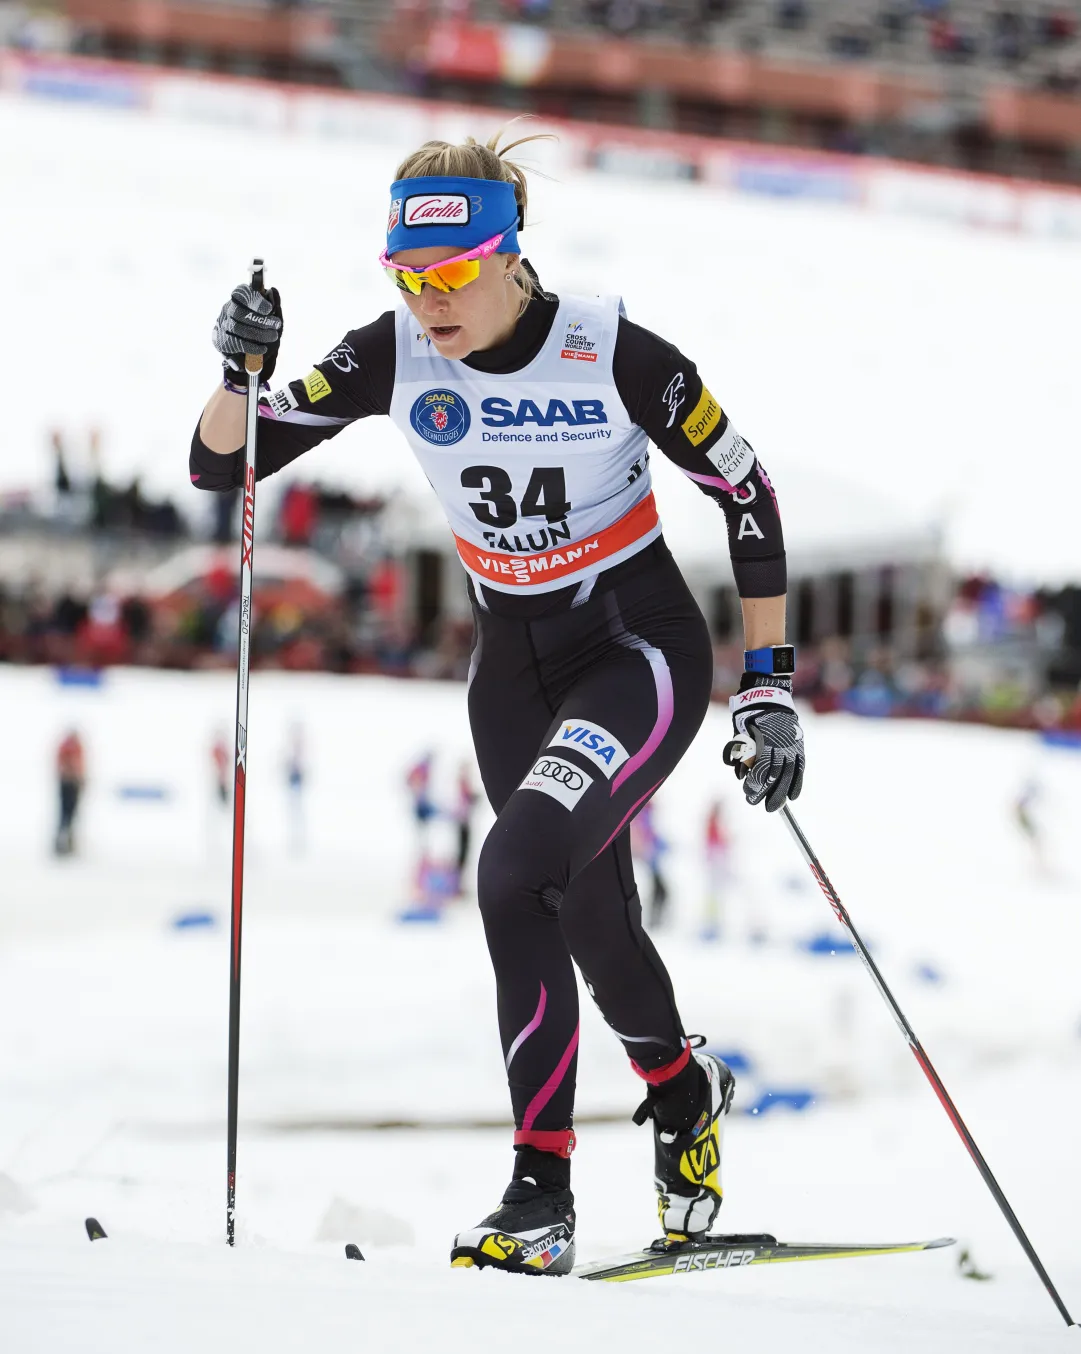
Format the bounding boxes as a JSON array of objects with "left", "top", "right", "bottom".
[
  {"left": 245, "top": 257, "right": 266, "bottom": 375},
  {"left": 723, "top": 734, "right": 756, "bottom": 767}
]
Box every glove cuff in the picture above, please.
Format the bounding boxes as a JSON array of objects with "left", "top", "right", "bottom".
[
  {"left": 729, "top": 681, "right": 796, "bottom": 720},
  {"left": 738, "top": 671, "right": 792, "bottom": 694},
  {"left": 222, "top": 367, "right": 269, "bottom": 395}
]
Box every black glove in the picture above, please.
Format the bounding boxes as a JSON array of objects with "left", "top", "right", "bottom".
[
  {"left": 212, "top": 283, "right": 283, "bottom": 386},
  {"left": 726, "top": 673, "right": 805, "bottom": 813}
]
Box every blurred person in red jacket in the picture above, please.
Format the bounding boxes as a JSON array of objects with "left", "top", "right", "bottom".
[
  {"left": 55, "top": 730, "right": 86, "bottom": 857},
  {"left": 701, "top": 800, "right": 731, "bottom": 941},
  {"left": 212, "top": 729, "right": 230, "bottom": 807}
]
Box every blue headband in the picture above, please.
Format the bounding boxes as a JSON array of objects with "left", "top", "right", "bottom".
[{"left": 386, "top": 175, "right": 521, "bottom": 257}]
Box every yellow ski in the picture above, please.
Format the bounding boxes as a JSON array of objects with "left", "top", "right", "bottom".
[{"left": 576, "top": 1232, "right": 955, "bottom": 1282}]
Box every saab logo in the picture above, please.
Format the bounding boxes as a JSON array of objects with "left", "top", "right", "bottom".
[
  {"left": 410, "top": 388, "right": 471, "bottom": 446},
  {"left": 551, "top": 721, "right": 629, "bottom": 779},
  {"left": 387, "top": 197, "right": 401, "bottom": 231},
  {"left": 681, "top": 386, "right": 721, "bottom": 446},
  {"left": 403, "top": 193, "right": 469, "bottom": 225},
  {"left": 706, "top": 420, "right": 753, "bottom": 483},
  {"left": 481, "top": 398, "right": 608, "bottom": 428},
  {"left": 561, "top": 319, "right": 598, "bottom": 362},
  {"left": 520, "top": 755, "right": 593, "bottom": 812},
  {"left": 672, "top": 1249, "right": 755, "bottom": 1273},
  {"left": 302, "top": 370, "right": 332, "bottom": 403},
  {"left": 266, "top": 386, "right": 298, "bottom": 418}
]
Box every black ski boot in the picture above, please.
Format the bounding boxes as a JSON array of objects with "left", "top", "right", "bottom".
[
  {"left": 450, "top": 1146, "right": 575, "bottom": 1275},
  {"left": 634, "top": 1046, "right": 736, "bottom": 1241}
]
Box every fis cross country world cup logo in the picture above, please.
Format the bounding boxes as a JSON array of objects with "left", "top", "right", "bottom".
[
  {"left": 561, "top": 319, "right": 597, "bottom": 362},
  {"left": 410, "top": 388, "right": 471, "bottom": 446}
]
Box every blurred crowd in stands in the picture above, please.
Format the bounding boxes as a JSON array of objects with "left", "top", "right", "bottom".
[
  {"left": 0, "top": 430, "right": 415, "bottom": 675},
  {"left": 2, "top": 440, "right": 1080, "bottom": 732},
  {"left": 475, "top": 0, "right": 1081, "bottom": 92},
  {"left": 8, "top": 0, "right": 1081, "bottom": 95}
]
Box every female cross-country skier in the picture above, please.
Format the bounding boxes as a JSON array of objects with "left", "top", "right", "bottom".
[{"left": 190, "top": 128, "right": 805, "bottom": 1275}]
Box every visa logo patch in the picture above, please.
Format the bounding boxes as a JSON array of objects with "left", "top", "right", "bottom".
[{"left": 550, "top": 721, "right": 629, "bottom": 779}]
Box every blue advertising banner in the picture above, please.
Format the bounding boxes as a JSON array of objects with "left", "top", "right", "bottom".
[
  {"left": 731, "top": 152, "right": 861, "bottom": 205},
  {"left": 18, "top": 60, "right": 142, "bottom": 110}
]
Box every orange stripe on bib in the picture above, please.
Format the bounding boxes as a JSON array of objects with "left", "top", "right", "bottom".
[{"left": 454, "top": 493, "right": 659, "bottom": 589}]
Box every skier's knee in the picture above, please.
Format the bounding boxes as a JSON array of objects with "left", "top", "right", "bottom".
[{"left": 476, "top": 826, "right": 563, "bottom": 927}]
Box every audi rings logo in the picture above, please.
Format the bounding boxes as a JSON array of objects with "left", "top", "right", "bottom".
[
  {"left": 520, "top": 753, "right": 593, "bottom": 810},
  {"left": 532, "top": 758, "right": 585, "bottom": 790}
]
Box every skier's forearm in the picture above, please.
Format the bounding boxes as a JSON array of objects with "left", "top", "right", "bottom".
[
  {"left": 198, "top": 383, "right": 247, "bottom": 456},
  {"left": 740, "top": 594, "right": 786, "bottom": 650}
]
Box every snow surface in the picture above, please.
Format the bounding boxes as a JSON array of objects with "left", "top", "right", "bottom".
[
  {"left": 2, "top": 93, "right": 1080, "bottom": 579},
  {"left": 1, "top": 666, "right": 1079, "bottom": 1350}
]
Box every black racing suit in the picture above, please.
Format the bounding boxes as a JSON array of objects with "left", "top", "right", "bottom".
[{"left": 191, "top": 283, "right": 786, "bottom": 1155}]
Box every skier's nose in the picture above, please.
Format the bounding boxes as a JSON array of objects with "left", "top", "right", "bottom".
[{"left": 418, "top": 284, "right": 450, "bottom": 315}]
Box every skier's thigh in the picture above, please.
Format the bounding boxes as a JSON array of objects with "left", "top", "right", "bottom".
[
  {"left": 467, "top": 638, "right": 553, "bottom": 814},
  {"left": 502, "top": 655, "right": 705, "bottom": 880}
]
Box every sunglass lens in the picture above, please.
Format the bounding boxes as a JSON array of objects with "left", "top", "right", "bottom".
[
  {"left": 430, "top": 259, "right": 481, "bottom": 291},
  {"left": 384, "top": 267, "right": 420, "bottom": 294},
  {"left": 383, "top": 259, "right": 481, "bottom": 293}
]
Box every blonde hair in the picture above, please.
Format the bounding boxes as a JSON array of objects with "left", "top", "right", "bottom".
[{"left": 395, "top": 123, "right": 553, "bottom": 309}]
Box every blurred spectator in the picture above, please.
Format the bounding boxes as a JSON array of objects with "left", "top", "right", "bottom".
[
  {"left": 829, "top": 21, "right": 876, "bottom": 57},
  {"left": 502, "top": 0, "right": 553, "bottom": 19},
  {"left": 51, "top": 592, "right": 89, "bottom": 639},
  {"left": 1043, "top": 62, "right": 1081, "bottom": 91},
  {"left": 213, "top": 487, "right": 239, "bottom": 545},
  {"left": 51, "top": 430, "right": 72, "bottom": 497},
  {"left": 1014, "top": 778, "right": 1047, "bottom": 874},
  {"left": 701, "top": 801, "right": 731, "bottom": 942},
  {"left": 1038, "top": 8, "right": 1076, "bottom": 44},
  {"left": 776, "top": 0, "right": 809, "bottom": 31},
  {"left": 880, "top": 1, "right": 912, "bottom": 40},
  {"left": 212, "top": 730, "right": 230, "bottom": 808},
  {"left": 991, "top": 6, "right": 1027, "bottom": 65},
  {"left": 54, "top": 729, "right": 86, "bottom": 857},
  {"left": 280, "top": 483, "right": 318, "bottom": 547},
  {"left": 587, "top": 0, "right": 662, "bottom": 37},
  {"left": 929, "top": 14, "right": 978, "bottom": 62},
  {"left": 631, "top": 799, "right": 670, "bottom": 928},
  {"left": 284, "top": 721, "right": 307, "bottom": 854},
  {"left": 451, "top": 760, "right": 480, "bottom": 896}
]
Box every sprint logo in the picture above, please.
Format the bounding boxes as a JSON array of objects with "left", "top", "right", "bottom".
[{"left": 681, "top": 386, "right": 722, "bottom": 445}]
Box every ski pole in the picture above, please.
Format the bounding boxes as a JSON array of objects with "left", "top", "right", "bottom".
[
  {"left": 723, "top": 733, "right": 1074, "bottom": 1327},
  {"left": 227, "top": 257, "right": 265, "bottom": 1247}
]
